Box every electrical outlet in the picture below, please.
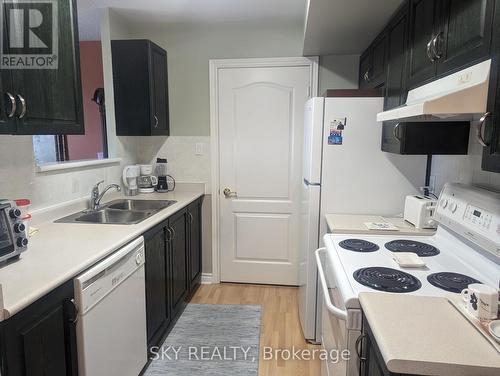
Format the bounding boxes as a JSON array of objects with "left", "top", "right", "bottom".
[{"left": 195, "top": 143, "right": 204, "bottom": 155}]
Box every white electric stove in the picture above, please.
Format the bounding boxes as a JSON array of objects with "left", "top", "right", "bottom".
[{"left": 316, "top": 183, "right": 500, "bottom": 376}]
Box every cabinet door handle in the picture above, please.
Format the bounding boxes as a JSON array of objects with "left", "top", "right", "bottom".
[
  {"left": 170, "top": 226, "right": 176, "bottom": 240},
  {"left": 154, "top": 115, "right": 159, "bottom": 128},
  {"left": 166, "top": 227, "right": 172, "bottom": 242},
  {"left": 188, "top": 212, "right": 194, "bottom": 224},
  {"left": 363, "top": 70, "right": 370, "bottom": 82},
  {"left": 393, "top": 123, "right": 401, "bottom": 141},
  {"left": 431, "top": 32, "right": 443, "bottom": 60},
  {"left": 476, "top": 112, "right": 491, "bottom": 147},
  {"left": 68, "top": 298, "right": 79, "bottom": 324},
  {"left": 426, "top": 37, "right": 436, "bottom": 62},
  {"left": 355, "top": 334, "right": 367, "bottom": 362},
  {"left": 16, "top": 94, "right": 26, "bottom": 118},
  {"left": 5, "top": 92, "right": 16, "bottom": 118}
]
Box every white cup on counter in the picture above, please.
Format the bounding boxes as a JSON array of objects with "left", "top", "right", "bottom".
[{"left": 461, "top": 283, "right": 499, "bottom": 321}]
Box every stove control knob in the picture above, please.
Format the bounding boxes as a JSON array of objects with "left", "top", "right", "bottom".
[
  {"left": 17, "top": 237, "right": 28, "bottom": 248},
  {"left": 9, "top": 208, "right": 21, "bottom": 219},
  {"left": 14, "top": 223, "right": 26, "bottom": 233},
  {"left": 440, "top": 198, "right": 448, "bottom": 209},
  {"left": 450, "top": 202, "right": 458, "bottom": 213}
]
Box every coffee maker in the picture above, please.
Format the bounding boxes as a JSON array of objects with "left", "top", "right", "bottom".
[
  {"left": 138, "top": 164, "right": 158, "bottom": 194},
  {"left": 155, "top": 158, "right": 174, "bottom": 192}
]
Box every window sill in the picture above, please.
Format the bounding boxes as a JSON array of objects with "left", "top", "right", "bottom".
[{"left": 36, "top": 158, "right": 122, "bottom": 173}]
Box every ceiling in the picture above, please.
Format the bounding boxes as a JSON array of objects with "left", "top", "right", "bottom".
[
  {"left": 77, "top": 0, "right": 307, "bottom": 40},
  {"left": 78, "top": 0, "right": 404, "bottom": 55},
  {"left": 303, "top": 0, "right": 404, "bottom": 55}
]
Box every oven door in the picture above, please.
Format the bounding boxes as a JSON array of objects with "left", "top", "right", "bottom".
[
  {"left": 0, "top": 210, "right": 14, "bottom": 259},
  {"left": 316, "top": 248, "right": 362, "bottom": 376}
]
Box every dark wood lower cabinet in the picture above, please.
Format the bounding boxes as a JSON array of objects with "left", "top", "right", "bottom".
[
  {"left": 361, "top": 317, "right": 419, "bottom": 376},
  {"left": 169, "top": 209, "right": 189, "bottom": 316},
  {"left": 144, "top": 196, "right": 204, "bottom": 353},
  {"left": 0, "top": 197, "right": 204, "bottom": 374},
  {"left": 0, "top": 280, "right": 78, "bottom": 376},
  {"left": 187, "top": 198, "right": 203, "bottom": 295},
  {"left": 144, "top": 221, "right": 171, "bottom": 350}
]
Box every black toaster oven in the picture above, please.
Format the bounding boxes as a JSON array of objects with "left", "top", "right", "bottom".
[{"left": 0, "top": 200, "right": 28, "bottom": 263}]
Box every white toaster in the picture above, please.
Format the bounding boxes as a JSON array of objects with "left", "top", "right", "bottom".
[{"left": 404, "top": 195, "right": 437, "bottom": 229}]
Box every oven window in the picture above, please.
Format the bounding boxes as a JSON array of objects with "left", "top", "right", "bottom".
[{"left": 0, "top": 212, "right": 14, "bottom": 257}]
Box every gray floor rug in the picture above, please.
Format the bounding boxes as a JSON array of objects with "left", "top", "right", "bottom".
[{"left": 145, "top": 304, "right": 261, "bottom": 376}]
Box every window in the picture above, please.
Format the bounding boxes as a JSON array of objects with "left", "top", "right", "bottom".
[{"left": 33, "top": 39, "right": 108, "bottom": 165}]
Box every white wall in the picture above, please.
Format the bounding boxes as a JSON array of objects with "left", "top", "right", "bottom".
[
  {"left": 318, "top": 54, "right": 360, "bottom": 94},
  {"left": 431, "top": 127, "right": 500, "bottom": 193}
]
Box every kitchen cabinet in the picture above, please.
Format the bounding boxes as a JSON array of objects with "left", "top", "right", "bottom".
[
  {"left": 169, "top": 208, "right": 188, "bottom": 316},
  {"left": 0, "top": 0, "right": 84, "bottom": 135},
  {"left": 359, "top": 51, "right": 371, "bottom": 89},
  {"left": 111, "top": 39, "right": 170, "bottom": 136},
  {"left": 482, "top": 0, "right": 500, "bottom": 172},
  {"left": 0, "top": 280, "right": 78, "bottom": 376},
  {"left": 384, "top": 4, "right": 409, "bottom": 111},
  {"left": 358, "top": 32, "right": 388, "bottom": 89},
  {"left": 406, "top": 0, "right": 494, "bottom": 89},
  {"left": 144, "top": 221, "right": 171, "bottom": 350},
  {"left": 144, "top": 197, "right": 203, "bottom": 350},
  {"left": 360, "top": 317, "right": 418, "bottom": 376},
  {"left": 187, "top": 198, "right": 203, "bottom": 295},
  {"left": 436, "top": 0, "right": 494, "bottom": 76},
  {"left": 406, "top": 0, "right": 439, "bottom": 89},
  {"left": 381, "top": 121, "right": 470, "bottom": 155}
]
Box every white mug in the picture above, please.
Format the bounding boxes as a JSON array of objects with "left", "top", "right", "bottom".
[{"left": 461, "top": 283, "right": 499, "bottom": 321}]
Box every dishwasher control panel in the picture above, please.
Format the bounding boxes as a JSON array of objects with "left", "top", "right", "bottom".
[{"left": 74, "top": 237, "right": 145, "bottom": 314}]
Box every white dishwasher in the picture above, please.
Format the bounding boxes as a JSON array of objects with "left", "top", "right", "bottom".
[{"left": 74, "top": 237, "right": 147, "bottom": 376}]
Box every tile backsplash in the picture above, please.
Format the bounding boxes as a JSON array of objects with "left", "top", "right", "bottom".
[
  {"left": 0, "top": 135, "right": 137, "bottom": 210},
  {"left": 431, "top": 126, "right": 500, "bottom": 193},
  {"left": 136, "top": 136, "right": 212, "bottom": 194}
]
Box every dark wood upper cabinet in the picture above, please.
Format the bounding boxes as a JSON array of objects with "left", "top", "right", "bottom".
[
  {"left": 384, "top": 3, "right": 410, "bottom": 111},
  {"left": 0, "top": 0, "right": 84, "bottom": 135},
  {"left": 370, "top": 33, "right": 388, "bottom": 88},
  {"left": 359, "top": 33, "right": 388, "bottom": 89},
  {"left": 359, "top": 51, "right": 371, "bottom": 88},
  {"left": 406, "top": 0, "right": 439, "bottom": 89},
  {"left": 112, "top": 39, "right": 170, "bottom": 136},
  {"left": 436, "top": 0, "right": 494, "bottom": 76},
  {"left": 482, "top": 0, "right": 500, "bottom": 172}
]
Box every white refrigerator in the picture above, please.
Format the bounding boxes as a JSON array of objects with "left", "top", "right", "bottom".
[{"left": 298, "top": 95, "right": 426, "bottom": 342}]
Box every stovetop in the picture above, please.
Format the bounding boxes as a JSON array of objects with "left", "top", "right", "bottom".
[{"left": 323, "top": 227, "right": 499, "bottom": 308}]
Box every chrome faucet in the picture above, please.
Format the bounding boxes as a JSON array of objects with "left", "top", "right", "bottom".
[{"left": 90, "top": 181, "right": 121, "bottom": 210}]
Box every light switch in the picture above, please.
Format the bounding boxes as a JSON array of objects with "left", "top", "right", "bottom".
[{"left": 195, "top": 143, "right": 204, "bottom": 155}]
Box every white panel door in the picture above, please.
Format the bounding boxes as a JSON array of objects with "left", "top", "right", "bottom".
[{"left": 218, "top": 64, "right": 311, "bottom": 285}]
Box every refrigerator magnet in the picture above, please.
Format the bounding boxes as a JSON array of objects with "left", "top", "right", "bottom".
[{"left": 328, "top": 130, "right": 343, "bottom": 145}]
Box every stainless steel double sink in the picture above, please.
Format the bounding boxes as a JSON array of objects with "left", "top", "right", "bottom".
[{"left": 56, "top": 199, "right": 177, "bottom": 225}]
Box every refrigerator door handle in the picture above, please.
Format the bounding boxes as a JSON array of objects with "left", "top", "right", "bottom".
[{"left": 315, "top": 248, "right": 348, "bottom": 321}]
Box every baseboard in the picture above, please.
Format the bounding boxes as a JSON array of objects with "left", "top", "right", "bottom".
[{"left": 201, "top": 273, "right": 214, "bottom": 284}]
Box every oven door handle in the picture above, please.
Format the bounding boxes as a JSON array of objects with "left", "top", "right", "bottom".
[{"left": 315, "top": 248, "right": 348, "bottom": 321}]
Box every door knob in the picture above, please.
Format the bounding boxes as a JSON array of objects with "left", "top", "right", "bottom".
[{"left": 223, "top": 188, "right": 237, "bottom": 198}]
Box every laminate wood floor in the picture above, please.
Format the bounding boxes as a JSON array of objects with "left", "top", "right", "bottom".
[{"left": 191, "top": 283, "right": 321, "bottom": 376}]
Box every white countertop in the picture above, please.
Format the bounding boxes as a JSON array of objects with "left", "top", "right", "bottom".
[
  {"left": 0, "top": 188, "right": 204, "bottom": 321},
  {"left": 359, "top": 293, "right": 500, "bottom": 376},
  {"left": 325, "top": 214, "right": 436, "bottom": 236}
]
